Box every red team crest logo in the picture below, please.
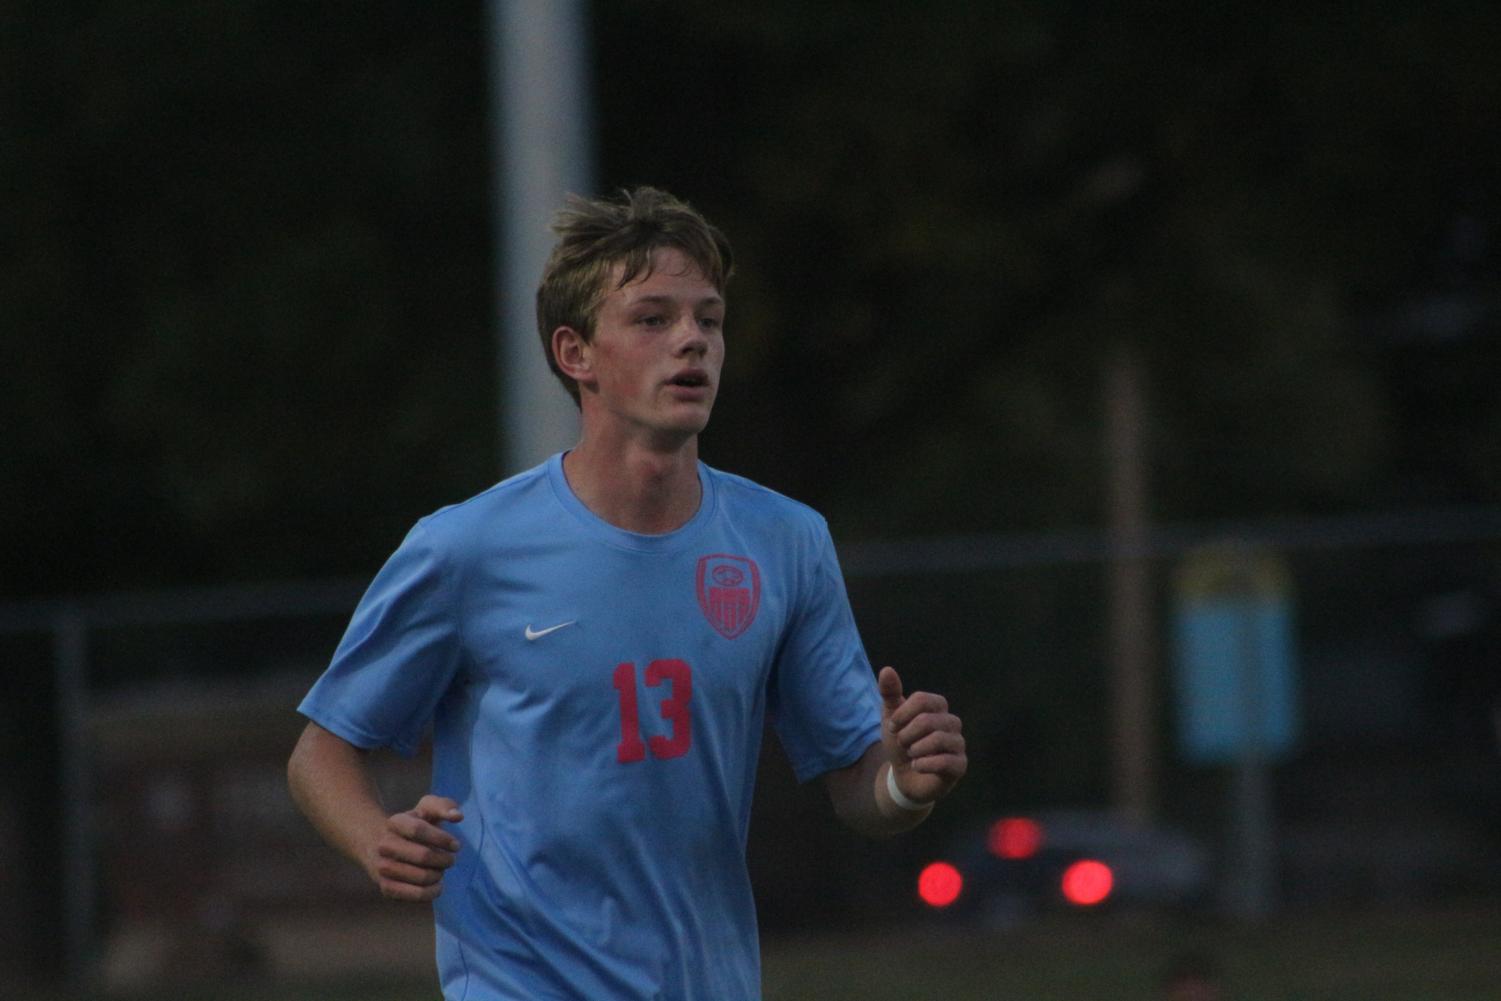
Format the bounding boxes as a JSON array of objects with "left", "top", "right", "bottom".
[{"left": 696, "top": 554, "right": 761, "bottom": 639}]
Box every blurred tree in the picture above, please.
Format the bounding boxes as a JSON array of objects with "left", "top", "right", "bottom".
[
  {"left": 1, "top": 1, "right": 496, "bottom": 598},
  {"left": 595, "top": 1, "right": 1500, "bottom": 536},
  {"left": 1, "top": 0, "right": 1497, "bottom": 602}
]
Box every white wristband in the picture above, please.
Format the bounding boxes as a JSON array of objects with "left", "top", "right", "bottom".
[{"left": 886, "top": 764, "right": 930, "bottom": 812}]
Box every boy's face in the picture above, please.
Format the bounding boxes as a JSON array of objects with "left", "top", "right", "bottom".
[{"left": 575, "top": 246, "right": 725, "bottom": 446}]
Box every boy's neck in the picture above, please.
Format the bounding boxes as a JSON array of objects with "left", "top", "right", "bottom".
[{"left": 562, "top": 435, "right": 702, "bottom": 535}]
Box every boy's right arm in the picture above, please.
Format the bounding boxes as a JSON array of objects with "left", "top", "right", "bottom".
[{"left": 287, "top": 720, "right": 463, "bottom": 902}]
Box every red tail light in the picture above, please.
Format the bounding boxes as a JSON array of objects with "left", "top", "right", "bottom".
[
  {"left": 1060, "top": 859, "right": 1114, "bottom": 906},
  {"left": 917, "top": 861, "right": 964, "bottom": 908},
  {"left": 987, "top": 817, "right": 1044, "bottom": 859}
]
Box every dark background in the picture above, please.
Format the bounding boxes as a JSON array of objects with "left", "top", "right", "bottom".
[
  {"left": 6, "top": 2, "right": 1499, "bottom": 597},
  {"left": 4, "top": 0, "right": 1500, "bottom": 986}
]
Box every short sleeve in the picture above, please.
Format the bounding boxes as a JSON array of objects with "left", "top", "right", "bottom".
[
  {"left": 769, "top": 523, "right": 882, "bottom": 782},
  {"left": 298, "top": 519, "right": 465, "bottom": 757}
]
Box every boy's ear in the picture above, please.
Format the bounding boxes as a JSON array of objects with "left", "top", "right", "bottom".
[{"left": 552, "top": 326, "right": 593, "bottom": 385}]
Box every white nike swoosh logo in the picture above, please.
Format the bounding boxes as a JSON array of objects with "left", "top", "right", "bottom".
[{"left": 524, "top": 620, "right": 577, "bottom": 641}]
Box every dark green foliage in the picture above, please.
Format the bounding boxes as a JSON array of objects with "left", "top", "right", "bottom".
[{"left": 3, "top": 1, "right": 1498, "bottom": 598}]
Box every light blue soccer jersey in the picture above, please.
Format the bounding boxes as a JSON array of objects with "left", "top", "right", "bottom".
[{"left": 298, "top": 454, "right": 882, "bottom": 1000}]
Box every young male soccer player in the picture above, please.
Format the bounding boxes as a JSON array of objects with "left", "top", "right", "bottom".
[{"left": 287, "top": 187, "right": 967, "bottom": 1000}]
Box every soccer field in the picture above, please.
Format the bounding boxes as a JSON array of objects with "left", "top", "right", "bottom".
[
  {"left": 761, "top": 904, "right": 1501, "bottom": 1000},
  {"left": 19, "top": 903, "right": 1501, "bottom": 1000}
]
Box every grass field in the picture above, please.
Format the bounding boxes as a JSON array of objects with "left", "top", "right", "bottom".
[
  {"left": 761, "top": 903, "right": 1501, "bottom": 1000},
  {"left": 17, "top": 902, "right": 1501, "bottom": 1000}
]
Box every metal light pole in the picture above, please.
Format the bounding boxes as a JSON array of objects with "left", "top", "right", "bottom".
[{"left": 486, "top": 0, "right": 592, "bottom": 473}]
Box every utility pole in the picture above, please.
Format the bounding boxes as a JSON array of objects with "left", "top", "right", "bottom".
[
  {"left": 1105, "top": 348, "right": 1156, "bottom": 825},
  {"left": 487, "top": 0, "right": 591, "bottom": 473}
]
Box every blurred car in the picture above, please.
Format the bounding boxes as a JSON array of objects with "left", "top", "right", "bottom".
[{"left": 915, "top": 808, "right": 1213, "bottom": 925}]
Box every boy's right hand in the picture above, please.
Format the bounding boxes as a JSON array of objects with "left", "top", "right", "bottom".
[{"left": 368, "top": 794, "right": 463, "bottom": 902}]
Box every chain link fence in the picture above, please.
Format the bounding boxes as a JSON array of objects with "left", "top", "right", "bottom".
[{"left": 4, "top": 509, "right": 1500, "bottom": 989}]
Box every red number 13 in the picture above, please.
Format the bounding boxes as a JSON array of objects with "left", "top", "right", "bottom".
[{"left": 613, "top": 659, "right": 693, "bottom": 763}]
